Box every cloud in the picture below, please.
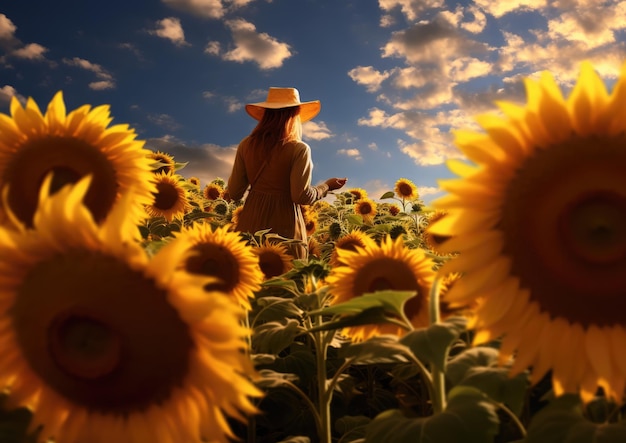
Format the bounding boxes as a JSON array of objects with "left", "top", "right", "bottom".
[
  {"left": 337, "top": 148, "right": 362, "bottom": 161},
  {"left": 161, "top": 0, "right": 252, "bottom": 19},
  {"left": 418, "top": 186, "right": 442, "bottom": 197},
  {"left": 10, "top": 43, "right": 47, "bottom": 60},
  {"left": 398, "top": 138, "right": 463, "bottom": 166},
  {"left": 147, "top": 113, "right": 182, "bottom": 132},
  {"left": 0, "top": 14, "right": 17, "bottom": 42},
  {"left": 473, "top": 0, "right": 548, "bottom": 18},
  {"left": 303, "top": 121, "right": 333, "bottom": 140},
  {"left": 145, "top": 137, "right": 237, "bottom": 184},
  {"left": 204, "top": 40, "right": 221, "bottom": 55},
  {"left": 0, "top": 85, "right": 21, "bottom": 107},
  {"left": 150, "top": 17, "right": 189, "bottom": 46},
  {"left": 222, "top": 19, "right": 292, "bottom": 69},
  {"left": 378, "top": 0, "right": 445, "bottom": 21},
  {"left": 347, "top": 66, "right": 392, "bottom": 92},
  {"left": 162, "top": 0, "right": 225, "bottom": 19},
  {"left": 89, "top": 80, "right": 115, "bottom": 91},
  {"left": 62, "top": 57, "right": 116, "bottom": 89}
]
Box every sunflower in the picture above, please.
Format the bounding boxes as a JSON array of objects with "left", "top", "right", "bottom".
[
  {"left": 174, "top": 223, "right": 263, "bottom": 310},
  {"left": 330, "top": 230, "right": 377, "bottom": 267},
  {"left": 326, "top": 236, "right": 435, "bottom": 342},
  {"left": 394, "top": 178, "right": 419, "bottom": 200},
  {"left": 203, "top": 183, "right": 224, "bottom": 201},
  {"left": 354, "top": 198, "right": 377, "bottom": 222},
  {"left": 423, "top": 211, "right": 453, "bottom": 254},
  {"left": 147, "top": 150, "right": 176, "bottom": 175},
  {"left": 231, "top": 205, "right": 244, "bottom": 227},
  {"left": 429, "top": 60, "right": 626, "bottom": 401},
  {"left": 348, "top": 188, "right": 368, "bottom": 201},
  {"left": 388, "top": 204, "right": 401, "bottom": 216},
  {"left": 0, "top": 177, "right": 261, "bottom": 443},
  {"left": 0, "top": 91, "right": 155, "bottom": 228},
  {"left": 145, "top": 172, "right": 191, "bottom": 222},
  {"left": 188, "top": 176, "right": 201, "bottom": 187},
  {"left": 253, "top": 242, "right": 294, "bottom": 280},
  {"left": 308, "top": 236, "right": 321, "bottom": 258}
]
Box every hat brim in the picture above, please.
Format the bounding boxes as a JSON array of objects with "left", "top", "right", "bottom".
[{"left": 245, "top": 100, "right": 321, "bottom": 122}]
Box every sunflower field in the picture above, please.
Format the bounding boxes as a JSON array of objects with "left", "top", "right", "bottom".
[{"left": 1, "top": 61, "right": 626, "bottom": 443}]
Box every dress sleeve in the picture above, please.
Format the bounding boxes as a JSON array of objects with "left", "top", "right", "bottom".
[
  {"left": 290, "top": 142, "right": 329, "bottom": 205},
  {"left": 227, "top": 141, "right": 249, "bottom": 200}
]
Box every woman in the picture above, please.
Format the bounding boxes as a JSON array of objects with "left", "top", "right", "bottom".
[{"left": 227, "top": 87, "right": 347, "bottom": 259}]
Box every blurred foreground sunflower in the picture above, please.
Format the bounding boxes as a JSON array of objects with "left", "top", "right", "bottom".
[
  {"left": 394, "top": 178, "right": 418, "bottom": 200},
  {"left": 423, "top": 210, "right": 452, "bottom": 254},
  {"left": 0, "top": 177, "right": 260, "bottom": 443},
  {"left": 326, "top": 236, "right": 435, "bottom": 341},
  {"left": 253, "top": 242, "right": 294, "bottom": 280},
  {"left": 145, "top": 172, "right": 191, "bottom": 222},
  {"left": 430, "top": 60, "right": 626, "bottom": 401},
  {"left": 175, "top": 223, "right": 263, "bottom": 310},
  {"left": 0, "top": 92, "right": 155, "bottom": 228}
]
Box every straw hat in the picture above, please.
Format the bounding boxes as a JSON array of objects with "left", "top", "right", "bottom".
[{"left": 245, "top": 87, "right": 321, "bottom": 122}]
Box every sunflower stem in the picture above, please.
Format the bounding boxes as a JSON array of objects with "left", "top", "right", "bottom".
[
  {"left": 429, "top": 276, "right": 446, "bottom": 413},
  {"left": 314, "top": 326, "right": 332, "bottom": 443}
]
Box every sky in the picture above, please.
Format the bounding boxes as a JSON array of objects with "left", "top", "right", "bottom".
[{"left": 1, "top": 0, "right": 625, "bottom": 204}]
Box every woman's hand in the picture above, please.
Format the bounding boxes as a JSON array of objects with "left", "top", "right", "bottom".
[{"left": 325, "top": 177, "right": 348, "bottom": 191}]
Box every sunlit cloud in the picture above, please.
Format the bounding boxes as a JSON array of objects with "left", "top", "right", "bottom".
[
  {"left": 62, "top": 57, "right": 116, "bottom": 89},
  {"left": 337, "top": 148, "right": 363, "bottom": 161},
  {"left": 150, "top": 17, "right": 189, "bottom": 47},
  {"left": 161, "top": 0, "right": 226, "bottom": 19},
  {"left": 378, "top": 0, "right": 445, "bottom": 21},
  {"left": 204, "top": 40, "right": 221, "bottom": 55},
  {"left": 0, "top": 14, "right": 17, "bottom": 41},
  {"left": 303, "top": 121, "right": 333, "bottom": 140},
  {"left": 473, "top": 0, "right": 548, "bottom": 18},
  {"left": 0, "top": 85, "right": 20, "bottom": 106},
  {"left": 222, "top": 18, "right": 292, "bottom": 69},
  {"left": 347, "top": 66, "right": 392, "bottom": 92},
  {"left": 418, "top": 186, "right": 442, "bottom": 197},
  {"left": 11, "top": 43, "right": 47, "bottom": 60}
]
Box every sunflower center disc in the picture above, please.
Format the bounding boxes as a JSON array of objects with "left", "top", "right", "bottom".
[
  {"left": 49, "top": 312, "right": 121, "bottom": 379},
  {"left": 13, "top": 252, "right": 194, "bottom": 414},
  {"left": 560, "top": 192, "right": 626, "bottom": 265},
  {"left": 154, "top": 181, "right": 180, "bottom": 210}
]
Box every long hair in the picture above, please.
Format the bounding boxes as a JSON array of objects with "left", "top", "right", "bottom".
[{"left": 248, "top": 106, "right": 302, "bottom": 159}]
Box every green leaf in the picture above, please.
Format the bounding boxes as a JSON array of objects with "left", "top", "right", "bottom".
[
  {"left": 364, "top": 386, "right": 499, "bottom": 443},
  {"left": 310, "top": 290, "right": 416, "bottom": 317},
  {"left": 277, "top": 436, "right": 311, "bottom": 443},
  {"left": 306, "top": 307, "right": 406, "bottom": 334},
  {"left": 252, "top": 319, "right": 305, "bottom": 354},
  {"left": 338, "top": 335, "right": 411, "bottom": 364},
  {"left": 336, "top": 415, "right": 371, "bottom": 441},
  {"left": 252, "top": 296, "right": 303, "bottom": 324},
  {"left": 454, "top": 367, "right": 528, "bottom": 417},
  {"left": 345, "top": 214, "right": 364, "bottom": 225},
  {"left": 379, "top": 191, "right": 395, "bottom": 199},
  {"left": 446, "top": 347, "right": 499, "bottom": 385},
  {"left": 400, "top": 316, "right": 467, "bottom": 371},
  {"left": 446, "top": 346, "right": 529, "bottom": 416},
  {"left": 526, "top": 394, "right": 626, "bottom": 443},
  {"left": 255, "top": 369, "right": 300, "bottom": 389}
]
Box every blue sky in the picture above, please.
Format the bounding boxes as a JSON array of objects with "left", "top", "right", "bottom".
[{"left": 1, "top": 0, "right": 625, "bottom": 203}]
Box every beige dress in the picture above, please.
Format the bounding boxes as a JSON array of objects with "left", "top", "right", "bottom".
[{"left": 227, "top": 137, "right": 329, "bottom": 259}]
